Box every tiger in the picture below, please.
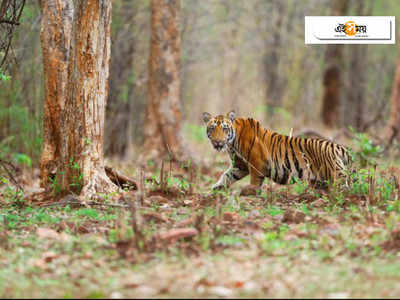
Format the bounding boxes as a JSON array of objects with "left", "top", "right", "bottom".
[{"left": 202, "top": 110, "right": 351, "bottom": 190}]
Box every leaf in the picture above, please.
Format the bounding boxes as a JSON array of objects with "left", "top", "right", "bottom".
[{"left": 12, "top": 153, "right": 32, "bottom": 167}]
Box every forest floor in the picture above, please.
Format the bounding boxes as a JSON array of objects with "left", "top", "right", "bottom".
[{"left": 1, "top": 146, "right": 400, "bottom": 298}]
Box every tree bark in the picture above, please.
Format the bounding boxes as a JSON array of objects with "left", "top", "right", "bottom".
[
  {"left": 141, "top": 0, "right": 184, "bottom": 162},
  {"left": 39, "top": 0, "right": 73, "bottom": 188},
  {"left": 343, "top": 1, "right": 367, "bottom": 131},
  {"left": 264, "top": 0, "right": 284, "bottom": 111},
  {"left": 105, "top": 1, "right": 138, "bottom": 158},
  {"left": 321, "top": 0, "right": 348, "bottom": 128},
  {"left": 61, "top": 0, "right": 116, "bottom": 198},
  {"left": 40, "top": 0, "right": 119, "bottom": 199},
  {"left": 387, "top": 36, "right": 400, "bottom": 146}
]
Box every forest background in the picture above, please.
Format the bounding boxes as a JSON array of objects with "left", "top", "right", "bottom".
[
  {"left": 1, "top": 0, "right": 400, "bottom": 298},
  {"left": 1, "top": 0, "right": 399, "bottom": 165}
]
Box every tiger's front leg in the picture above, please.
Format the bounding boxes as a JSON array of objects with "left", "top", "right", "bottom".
[
  {"left": 212, "top": 167, "right": 249, "bottom": 190},
  {"left": 250, "top": 167, "right": 265, "bottom": 187}
]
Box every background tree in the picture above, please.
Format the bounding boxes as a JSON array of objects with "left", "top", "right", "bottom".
[
  {"left": 263, "top": 0, "right": 284, "bottom": 111},
  {"left": 342, "top": 0, "right": 371, "bottom": 131},
  {"left": 141, "top": 0, "right": 184, "bottom": 162},
  {"left": 321, "top": 0, "right": 348, "bottom": 128},
  {"left": 0, "top": 0, "right": 25, "bottom": 68},
  {"left": 1, "top": 0, "right": 399, "bottom": 167},
  {"left": 40, "top": 0, "right": 118, "bottom": 199},
  {"left": 105, "top": 1, "right": 149, "bottom": 159}
]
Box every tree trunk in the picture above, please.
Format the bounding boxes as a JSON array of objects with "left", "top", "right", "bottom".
[
  {"left": 321, "top": 0, "right": 348, "bottom": 128},
  {"left": 387, "top": 36, "right": 400, "bottom": 146},
  {"left": 264, "top": 0, "right": 284, "bottom": 111},
  {"left": 105, "top": 1, "right": 138, "bottom": 158},
  {"left": 40, "top": 0, "right": 118, "bottom": 199},
  {"left": 343, "top": 1, "right": 367, "bottom": 131},
  {"left": 39, "top": 0, "right": 73, "bottom": 188},
  {"left": 141, "top": 0, "right": 184, "bottom": 162}
]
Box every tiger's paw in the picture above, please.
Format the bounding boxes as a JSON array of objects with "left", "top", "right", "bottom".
[{"left": 240, "top": 184, "right": 261, "bottom": 196}]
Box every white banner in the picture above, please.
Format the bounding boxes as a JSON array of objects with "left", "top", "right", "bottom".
[{"left": 305, "top": 16, "right": 395, "bottom": 44}]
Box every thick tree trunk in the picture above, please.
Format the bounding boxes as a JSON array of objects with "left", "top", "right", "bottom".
[
  {"left": 40, "top": 0, "right": 73, "bottom": 188},
  {"left": 40, "top": 0, "right": 118, "bottom": 199},
  {"left": 61, "top": 0, "right": 116, "bottom": 198},
  {"left": 141, "top": 0, "right": 184, "bottom": 162},
  {"left": 321, "top": 0, "right": 348, "bottom": 128},
  {"left": 387, "top": 38, "right": 400, "bottom": 146}
]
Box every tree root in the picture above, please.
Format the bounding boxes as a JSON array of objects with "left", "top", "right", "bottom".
[
  {"left": 105, "top": 166, "right": 137, "bottom": 190},
  {"left": 24, "top": 165, "right": 137, "bottom": 205}
]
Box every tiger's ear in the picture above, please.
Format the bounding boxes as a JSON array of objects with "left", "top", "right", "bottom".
[
  {"left": 227, "top": 110, "right": 236, "bottom": 122},
  {"left": 202, "top": 112, "right": 212, "bottom": 124}
]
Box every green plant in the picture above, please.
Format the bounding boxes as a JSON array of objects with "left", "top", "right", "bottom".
[
  {"left": 49, "top": 176, "right": 61, "bottom": 195},
  {"left": 292, "top": 176, "right": 308, "bottom": 194},
  {"left": 68, "top": 158, "right": 83, "bottom": 192},
  {"left": 216, "top": 235, "right": 244, "bottom": 247},
  {"left": 377, "top": 176, "right": 396, "bottom": 202},
  {"left": 167, "top": 176, "right": 190, "bottom": 193},
  {"left": 0, "top": 176, "right": 24, "bottom": 205},
  {"left": 351, "top": 129, "right": 382, "bottom": 167},
  {"left": 263, "top": 205, "right": 283, "bottom": 217},
  {"left": 0, "top": 68, "right": 11, "bottom": 82},
  {"left": 12, "top": 153, "right": 32, "bottom": 167}
]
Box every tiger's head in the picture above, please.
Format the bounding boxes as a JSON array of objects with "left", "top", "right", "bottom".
[{"left": 202, "top": 110, "right": 236, "bottom": 152}]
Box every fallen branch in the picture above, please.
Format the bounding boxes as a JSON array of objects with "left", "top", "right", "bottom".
[
  {"left": 40, "top": 194, "right": 129, "bottom": 208},
  {"left": 0, "top": 19, "right": 19, "bottom": 25},
  {"left": 105, "top": 166, "right": 137, "bottom": 190}
]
